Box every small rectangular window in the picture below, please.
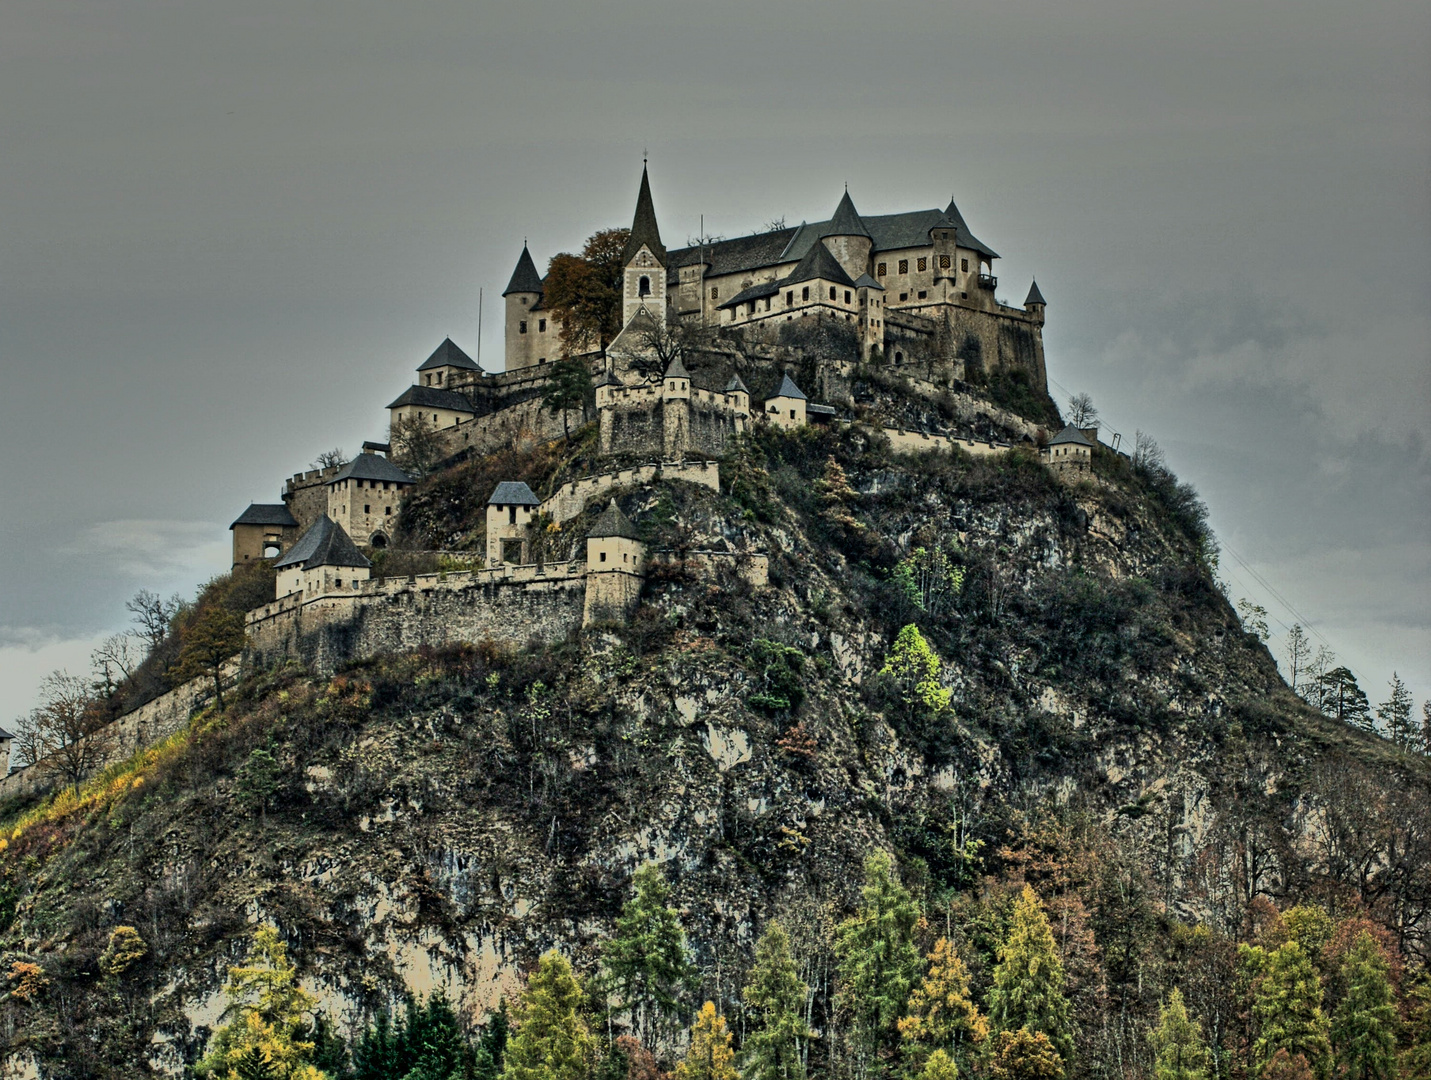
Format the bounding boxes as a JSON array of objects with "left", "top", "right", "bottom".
[
  {"left": 899, "top": 259, "right": 909, "bottom": 274},
  {"left": 802, "top": 286, "right": 810, "bottom": 301},
  {"left": 844, "top": 290, "right": 851, "bottom": 304},
  {"left": 364, "top": 504, "right": 371, "bottom": 514},
  {"left": 900, "top": 292, "right": 908, "bottom": 301},
  {"left": 519, "top": 321, "right": 528, "bottom": 334},
  {"left": 917, "top": 290, "right": 927, "bottom": 299},
  {"left": 961, "top": 258, "right": 969, "bottom": 272},
  {"left": 600, "top": 551, "right": 607, "bottom": 563},
  {"left": 764, "top": 297, "right": 771, "bottom": 311},
  {"left": 939, "top": 254, "right": 951, "bottom": 269},
  {"left": 918, "top": 257, "right": 928, "bottom": 272},
  {"left": 828, "top": 286, "right": 836, "bottom": 300},
  {"left": 386, "top": 506, "right": 392, "bottom": 515},
  {"left": 876, "top": 262, "right": 887, "bottom": 277},
  {"left": 786, "top": 291, "right": 794, "bottom": 305},
  {"left": 538, "top": 319, "right": 546, "bottom": 332},
  {"left": 711, "top": 286, "right": 719, "bottom": 299}
]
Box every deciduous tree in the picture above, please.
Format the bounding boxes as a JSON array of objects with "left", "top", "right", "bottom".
[
  {"left": 835, "top": 852, "right": 922, "bottom": 1063},
  {"left": 879, "top": 625, "right": 952, "bottom": 722},
  {"left": 675, "top": 1003, "right": 736, "bottom": 1080},
  {"left": 1283, "top": 625, "right": 1311, "bottom": 695},
  {"left": 22, "top": 670, "right": 113, "bottom": 791},
  {"left": 1250, "top": 942, "right": 1330, "bottom": 1079},
  {"left": 1065, "top": 393, "right": 1097, "bottom": 428},
  {"left": 543, "top": 228, "right": 629, "bottom": 352},
  {"left": 127, "top": 588, "right": 183, "bottom": 656},
  {"left": 502, "top": 951, "right": 593, "bottom": 1080},
  {"left": 989, "top": 1028, "right": 1064, "bottom": 1080},
  {"left": 600, "top": 863, "right": 694, "bottom": 1049},
  {"left": 898, "top": 937, "right": 988, "bottom": 1068},
  {"left": 390, "top": 411, "right": 447, "bottom": 480},
  {"left": 986, "top": 885, "right": 1074, "bottom": 1066},
  {"left": 174, "top": 605, "right": 246, "bottom": 709}
]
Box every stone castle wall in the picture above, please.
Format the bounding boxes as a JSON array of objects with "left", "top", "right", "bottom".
[
  {"left": 597, "top": 386, "right": 745, "bottom": 459},
  {"left": 283, "top": 463, "right": 344, "bottom": 535},
  {"left": 542, "top": 461, "right": 720, "bottom": 524}
]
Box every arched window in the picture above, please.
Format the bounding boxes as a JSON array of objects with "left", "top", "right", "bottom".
[{"left": 639, "top": 276, "right": 651, "bottom": 297}]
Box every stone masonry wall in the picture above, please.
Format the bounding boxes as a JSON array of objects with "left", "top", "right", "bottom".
[{"left": 541, "top": 461, "right": 720, "bottom": 524}]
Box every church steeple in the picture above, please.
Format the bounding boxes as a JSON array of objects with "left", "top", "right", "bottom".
[{"left": 621, "top": 163, "right": 666, "bottom": 267}]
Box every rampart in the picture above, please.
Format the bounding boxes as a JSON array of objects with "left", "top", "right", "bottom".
[
  {"left": 540, "top": 461, "right": 720, "bottom": 524},
  {"left": 876, "top": 427, "right": 1015, "bottom": 458},
  {"left": 0, "top": 660, "right": 239, "bottom": 801}
]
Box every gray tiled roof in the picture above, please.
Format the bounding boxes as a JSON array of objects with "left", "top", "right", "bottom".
[
  {"left": 332, "top": 453, "right": 415, "bottom": 485},
  {"left": 821, "top": 190, "right": 871, "bottom": 239},
  {"left": 726, "top": 373, "right": 749, "bottom": 393},
  {"left": 1048, "top": 425, "right": 1095, "bottom": 448},
  {"left": 853, "top": 272, "right": 884, "bottom": 290},
  {"left": 785, "top": 241, "right": 857, "bottom": 288},
  {"left": 717, "top": 278, "right": 783, "bottom": 311},
  {"left": 488, "top": 481, "right": 540, "bottom": 506},
  {"left": 807, "top": 403, "right": 837, "bottom": 416},
  {"left": 1025, "top": 279, "right": 1047, "bottom": 306},
  {"left": 621, "top": 165, "right": 666, "bottom": 266},
  {"left": 664, "top": 355, "right": 690, "bottom": 379},
  {"left": 230, "top": 503, "right": 298, "bottom": 529},
  {"left": 418, "top": 337, "right": 481, "bottom": 372},
  {"left": 939, "top": 198, "right": 1000, "bottom": 260},
  {"left": 273, "top": 516, "right": 372, "bottom": 570},
  {"left": 386, "top": 384, "right": 478, "bottom": 413},
  {"left": 0, "top": 727, "right": 13, "bottom": 741},
  {"left": 588, "top": 499, "right": 642, "bottom": 541},
  {"left": 503, "top": 245, "right": 544, "bottom": 296},
  {"left": 772, "top": 373, "right": 807, "bottom": 401}
]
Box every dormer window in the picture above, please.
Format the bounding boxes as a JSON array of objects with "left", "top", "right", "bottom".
[{"left": 639, "top": 276, "right": 651, "bottom": 297}]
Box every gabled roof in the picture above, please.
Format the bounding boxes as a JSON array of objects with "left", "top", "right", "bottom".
[
  {"left": 621, "top": 164, "right": 666, "bottom": 267},
  {"left": 0, "top": 727, "right": 14, "bottom": 741},
  {"left": 503, "top": 245, "right": 544, "bottom": 296},
  {"left": 771, "top": 373, "right": 807, "bottom": 401},
  {"left": 418, "top": 337, "right": 481, "bottom": 372},
  {"left": 488, "top": 481, "right": 540, "bottom": 506},
  {"left": 273, "top": 516, "right": 371, "bottom": 570},
  {"left": 1025, "top": 279, "right": 1047, "bottom": 306},
  {"left": 785, "top": 240, "right": 857, "bottom": 288},
  {"left": 664, "top": 355, "right": 690, "bottom": 380},
  {"left": 726, "top": 373, "right": 749, "bottom": 394},
  {"left": 230, "top": 503, "right": 298, "bottom": 530},
  {"left": 386, "top": 384, "right": 478, "bottom": 413},
  {"left": 594, "top": 369, "right": 622, "bottom": 389},
  {"left": 853, "top": 272, "right": 884, "bottom": 290},
  {"left": 331, "top": 452, "right": 415, "bottom": 485},
  {"left": 1048, "top": 425, "right": 1095, "bottom": 448},
  {"left": 821, "top": 190, "right": 871, "bottom": 239},
  {"left": 588, "top": 499, "right": 641, "bottom": 541},
  {"left": 717, "top": 278, "right": 783, "bottom": 311}
]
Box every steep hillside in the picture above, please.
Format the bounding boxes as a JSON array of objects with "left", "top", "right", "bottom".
[{"left": 2, "top": 412, "right": 1427, "bottom": 1078}]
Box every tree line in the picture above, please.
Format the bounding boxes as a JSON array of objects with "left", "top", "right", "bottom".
[{"left": 183, "top": 857, "right": 1431, "bottom": 1080}]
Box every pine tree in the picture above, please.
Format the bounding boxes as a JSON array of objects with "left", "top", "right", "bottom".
[
  {"left": 541, "top": 359, "right": 593, "bottom": 439},
  {"left": 675, "top": 1002, "right": 737, "bottom": 1080},
  {"left": 898, "top": 937, "right": 988, "bottom": 1068},
  {"left": 502, "top": 951, "right": 594, "bottom": 1080},
  {"left": 1377, "top": 674, "right": 1415, "bottom": 750},
  {"left": 1318, "top": 667, "right": 1371, "bottom": 731},
  {"left": 1250, "top": 942, "right": 1331, "bottom": 1079},
  {"left": 834, "top": 852, "right": 923, "bottom": 1062},
  {"left": 742, "top": 922, "right": 809, "bottom": 1080},
  {"left": 1147, "top": 989, "right": 1209, "bottom": 1080},
  {"left": 195, "top": 925, "right": 326, "bottom": 1080},
  {"left": 474, "top": 1002, "right": 511, "bottom": 1080},
  {"left": 353, "top": 1009, "right": 398, "bottom": 1080},
  {"left": 1401, "top": 977, "right": 1431, "bottom": 1079},
  {"left": 1330, "top": 933, "right": 1396, "bottom": 1080},
  {"left": 986, "top": 886, "right": 1074, "bottom": 1066},
  {"left": 600, "top": 863, "right": 695, "bottom": 1049}
]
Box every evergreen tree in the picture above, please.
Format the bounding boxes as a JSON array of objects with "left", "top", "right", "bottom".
[
  {"left": 1317, "top": 667, "right": 1371, "bottom": 730},
  {"left": 1250, "top": 942, "right": 1331, "bottom": 1079},
  {"left": 1401, "top": 977, "right": 1431, "bottom": 1079},
  {"left": 1147, "top": 989, "right": 1208, "bottom": 1080},
  {"left": 742, "top": 922, "right": 809, "bottom": 1080},
  {"left": 353, "top": 1010, "right": 398, "bottom": 1080},
  {"left": 834, "top": 852, "right": 923, "bottom": 1062},
  {"left": 601, "top": 863, "right": 695, "bottom": 1049},
  {"left": 898, "top": 937, "right": 988, "bottom": 1068},
  {"left": 195, "top": 925, "right": 326, "bottom": 1080},
  {"left": 474, "top": 1002, "right": 511, "bottom": 1080},
  {"left": 989, "top": 1029, "right": 1064, "bottom": 1080},
  {"left": 541, "top": 359, "right": 593, "bottom": 439},
  {"left": 174, "top": 604, "right": 246, "bottom": 709},
  {"left": 502, "top": 951, "right": 593, "bottom": 1080},
  {"left": 986, "top": 886, "right": 1074, "bottom": 1066},
  {"left": 1330, "top": 933, "right": 1397, "bottom": 1080},
  {"left": 398, "top": 992, "right": 465, "bottom": 1080},
  {"left": 1376, "top": 674, "right": 1415, "bottom": 750},
  {"left": 675, "top": 1002, "right": 737, "bottom": 1080}
]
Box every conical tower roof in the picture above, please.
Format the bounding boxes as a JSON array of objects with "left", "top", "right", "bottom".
[
  {"left": 821, "top": 190, "right": 871, "bottom": 239},
  {"left": 942, "top": 197, "right": 1000, "bottom": 260},
  {"left": 503, "top": 244, "right": 544, "bottom": 296},
  {"left": 664, "top": 355, "right": 690, "bottom": 380},
  {"left": 726, "top": 373, "right": 749, "bottom": 394},
  {"left": 785, "top": 240, "right": 856, "bottom": 288},
  {"left": 588, "top": 499, "right": 642, "bottom": 541},
  {"left": 418, "top": 337, "right": 481, "bottom": 372},
  {"left": 1025, "top": 279, "right": 1047, "bottom": 306},
  {"left": 773, "top": 373, "right": 807, "bottom": 401},
  {"left": 620, "top": 163, "right": 666, "bottom": 267}
]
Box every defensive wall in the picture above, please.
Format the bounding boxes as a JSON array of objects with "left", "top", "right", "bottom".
[
  {"left": 540, "top": 461, "right": 721, "bottom": 524},
  {"left": 0, "top": 660, "right": 240, "bottom": 801}
]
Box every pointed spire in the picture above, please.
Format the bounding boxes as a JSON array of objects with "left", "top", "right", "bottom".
[
  {"left": 725, "top": 373, "right": 749, "bottom": 394},
  {"left": 503, "top": 244, "right": 544, "bottom": 296},
  {"left": 1025, "top": 279, "right": 1046, "bottom": 306},
  {"left": 664, "top": 355, "right": 689, "bottom": 380},
  {"left": 774, "top": 373, "right": 807, "bottom": 401},
  {"left": 822, "top": 189, "right": 871, "bottom": 239},
  {"left": 620, "top": 163, "right": 666, "bottom": 267},
  {"left": 588, "top": 499, "right": 642, "bottom": 541},
  {"left": 942, "top": 197, "right": 1000, "bottom": 260}
]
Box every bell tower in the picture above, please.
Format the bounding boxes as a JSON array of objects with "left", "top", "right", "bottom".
[{"left": 620, "top": 162, "right": 668, "bottom": 332}]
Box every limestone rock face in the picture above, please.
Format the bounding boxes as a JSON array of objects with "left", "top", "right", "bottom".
[{"left": 4, "top": 424, "right": 1427, "bottom": 1077}]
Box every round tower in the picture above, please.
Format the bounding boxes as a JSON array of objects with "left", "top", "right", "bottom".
[
  {"left": 819, "top": 190, "right": 874, "bottom": 280},
  {"left": 503, "top": 243, "right": 544, "bottom": 370}
]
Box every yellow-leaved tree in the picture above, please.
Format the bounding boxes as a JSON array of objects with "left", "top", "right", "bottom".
[{"left": 676, "top": 1002, "right": 738, "bottom": 1080}]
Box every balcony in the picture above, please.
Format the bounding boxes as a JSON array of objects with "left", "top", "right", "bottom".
[{"left": 977, "top": 273, "right": 998, "bottom": 291}]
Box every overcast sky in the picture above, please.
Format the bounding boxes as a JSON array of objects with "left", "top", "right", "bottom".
[{"left": 2, "top": 0, "right": 1428, "bottom": 720}]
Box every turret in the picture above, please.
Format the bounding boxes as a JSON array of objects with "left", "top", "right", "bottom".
[
  {"left": 416, "top": 337, "right": 482, "bottom": 388},
  {"left": 1025, "top": 279, "right": 1047, "bottom": 325},
  {"left": 620, "top": 164, "right": 668, "bottom": 332},
  {"left": 764, "top": 373, "right": 809, "bottom": 431},
  {"left": 583, "top": 500, "right": 646, "bottom": 626},
  {"left": 725, "top": 373, "right": 750, "bottom": 416},
  {"left": 819, "top": 190, "right": 874, "bottom": 280},
  {"left": 663, "top": 356, "right": 690, "bottom": 399},
  {"left": 503, "top": 244, "right": 546, "bottom": 371},
  {"left": 486, "top": 481, "right": 541, "bottom": 566}
]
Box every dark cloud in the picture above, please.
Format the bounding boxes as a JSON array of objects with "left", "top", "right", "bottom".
[{"left": 3, "top": 0, "right": 1427, "bottom": 712}]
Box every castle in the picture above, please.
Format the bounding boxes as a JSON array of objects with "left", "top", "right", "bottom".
[{"left": 226, "top": 164, "right": 1085, "bottom": 673}]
